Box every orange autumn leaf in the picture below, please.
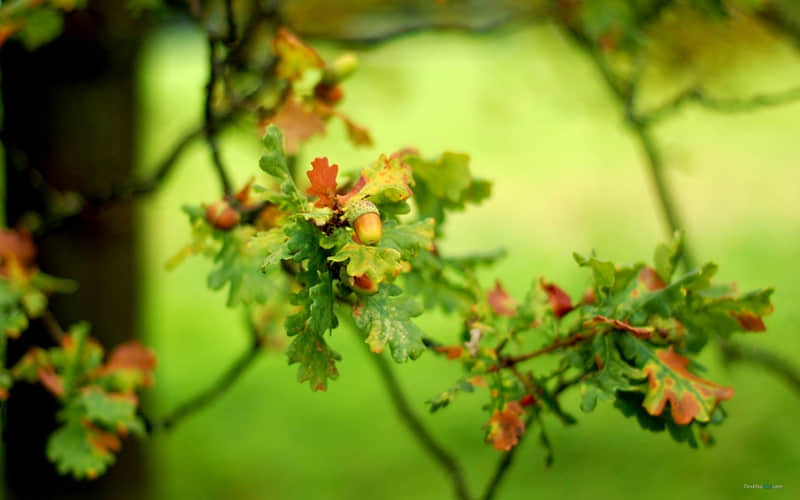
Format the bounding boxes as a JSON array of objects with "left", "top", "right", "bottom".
[
  {"left": 642, "top": 347, "right": 734, "bottom": 425},
  {"left": 38, "top": 367, "right": 64, "bottom": 396},
  {"left": 486, "top": 401, "right": 526, "bottom": 451},
  {"left": 487, "top": 281, "right": 516, "bottom": 317},
  {"left": 732, "top": 312, "right": 766, "bottom": 332},
  {"left": 638, "top": 266, "right": 666, "bottom": 291},
  {"left": 434, "top": 345, "right": 464, "bottom": 360},
  {"left": 540, "top": 279, "right": 573, "bottom": 318},
  {"left": 84, "top": 422, "right": 122, "bottom": 456},
  {"left": 97, "top": 340, "right": 157, "bottom": 388},
  {"left": 265, "top": 98, "right": 325, "bottom": 154},
  {"left": 306, "top": 157, "right": 339, "bottom": 209},
  {"left": 272, "top": 27, "right": 324, "bottom": 80}
]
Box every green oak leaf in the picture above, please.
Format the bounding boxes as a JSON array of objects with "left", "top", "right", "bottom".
[
  {"left": 328, "top": 242, "right": 406, "bottom": 285},
  {"left": 258, "top": 125, "right": 306, "bottom": 210},
  {"left": 654, "top": 231, "right": 684, "bottom": 284},
  {"left": 580, "top": 334, "right": 644, "bottom": 413},
  {"left": 79, "top": 389, "right": 145, "bottom": 436},
  {"left": 379, "top": 219, "right": 435, "bottom": 258},
  {"left": 574, "top": 252, "right": 615, "bottom": 299},
  {"left": 405, "top": 152, "right": 491, "bottom": 224},
  {"left": 249, "top": 227, "right": 290, "bottom": 269},
  {"left": 207, "top": 228, "right": 273, "bottom": 307},
  {"left": 353, "top": 285, "right": 425, "bottom": 362},
  {"left": 47, "top": 420, "right": 116, "bottom": 480}
]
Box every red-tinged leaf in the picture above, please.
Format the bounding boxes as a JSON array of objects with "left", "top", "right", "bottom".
[
  {"left": 272, "top": 27, "right": 324, "bottom": 80},
  {"left": 638, "top": 266, "right": 666, "bottom": 291},
  {"left": 306, "top": 157, "right": 339, "bottom": 209},
  {"left": 467, "top": 375, "right": 486, "bottom": 387},
  {"left": 85, "top": 423, "right": 121, "bottom": 457},
  {"left": 314, "top": 103, "right": 373, "bottom": 148},
  {"left": 263, "top": 97, "right": 325, "bottom": 154},
  {"left": 336, "top": 154, "right": 414, "bottom": 208},
  {"left": 96, "top": 340, "right": 157, "bottom": 388},
  {"left": 590, "top": 315, "right": 653, "bottom": 339},
  {"left": 0, "top": 229, "right": 36, "bottom": 276},
  {"left": 540, "top": 279, "right": 573, "bottom": 318},
  {"left": 234, "top": 178, "right": 255, "bottom": 205},
  {"left": 732, "top": 312, "right": 766, "bottom": 332},
  {"left": 487, "top": 401, "right": 526, "bottom": 451},
  {"left": 434, "top": 345, "right": 464, "bottom": 360},
  {"left": 341, "top": 114, "right": 373, "bottom": 147},
  {"left": 0, "top": 388, "right": 8, "bottom": 400},
  {"left": 488, "top": 281, "right": 516, "bottom": 317},
  {"left": 642, "top": 347, "right": 734, "bottom": 425},
  {"left": 38, "top": 367, "right": 64, "bottom": 396}
]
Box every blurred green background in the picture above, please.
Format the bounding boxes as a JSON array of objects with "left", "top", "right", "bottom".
[{"left": 136, "top": 20, "right": 800, "bottom": 500}]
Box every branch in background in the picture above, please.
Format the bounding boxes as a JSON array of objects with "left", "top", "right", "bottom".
[
  {"left": 368, "top": 346, "right": 472, "bottom": 500},
  {"left": 147, "top": 337, "right": 261, "bottom": 433},
  {"left": 561, "top": 24, "right": 697, "bottom": 269},
  {"left": 640, "top": 86, "right": 800, "bottom": 125},
  {"left": 204, "top": 39, "right": 233, "bottom": 196},
  {"left": 298, "top": 11, "right": 531, "bottom": 47},
  {"left": 34, "top": 117, "right": 233, "bottom": 236},
  {"left": 758, "top": 6, "right": 800, "bottom": 51},
  {"left": 719, "top": 339, "right": 800, "bottom": 398},
  {"left": 561, "top": 21, "right": 800, "bottom": 403}
]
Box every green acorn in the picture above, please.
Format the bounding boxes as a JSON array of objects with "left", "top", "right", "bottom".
[{"left": 347, "top": 199, "right": 382, "bottom": 246}]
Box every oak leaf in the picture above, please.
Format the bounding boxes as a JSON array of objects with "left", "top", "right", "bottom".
[
  {"left": 306, "top": 157, "right": 339, "bottom": 209},
  {"left": 642, "top": 347, "right": 733, "bottom": 425},
  {"left": 487, "top": 281, "right": 516, "bottom": 317},
  {"left": 265, "top": 97, "right": 325, "bottom": 154},
  {"left": 487, "top": 401, "right": 526, "bottom": 451},
  {"left": 540, "top": 279, "right": 573, "bottom": 318},
  {"left": 272, "top": 27, "right": 323, "bottom": 80}
]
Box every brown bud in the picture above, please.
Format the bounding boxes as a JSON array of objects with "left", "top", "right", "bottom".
[{"left": 205, "top": 201, "right": 240, "bottom": 230}]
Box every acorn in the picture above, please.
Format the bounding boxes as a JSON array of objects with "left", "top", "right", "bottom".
[
  {"left": 205, "top": 201, "right": 240, "bottom": 230},
  {"left": 347, "top": 200, "right": 382, "bottom": 246},
  {"left": 352, "top": 274, "right": 378, "bottom": 295}
]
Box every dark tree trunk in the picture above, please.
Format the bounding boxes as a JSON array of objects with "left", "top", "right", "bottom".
[{"left": 1, "top": 5, "right": 146, "bottom": 500}]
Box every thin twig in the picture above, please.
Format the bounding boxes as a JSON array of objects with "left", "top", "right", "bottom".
[
  {"left": 561, "top": 24, "right": 696, "bottom": 269},
  {"left": 148, "top": 340, "right": 261, "bottom": 433},
  {"left": 640, "top": 86, "right": 800, "bottom": 125},
  {"left": 299, "top": 12, "right": 531, "bottom": 47},
  {"left": 205, "top": 39, "right": 233, "bottom": 196},
  {"left": 223, "top": 0, "right": 237, "bottom": 45},
  {"left": 719, "top": 340, "right": 800, "bottom": 398},
  {"left": 491, "top": 330, "right": 597, "bottom": 371},
  {"left": 368, "top": 349, "right": 472, "bottom": 500}
]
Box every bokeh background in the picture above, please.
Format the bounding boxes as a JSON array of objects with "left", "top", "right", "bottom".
[{"left": 132, "top": 10, "right": 800, "bottom": 500}]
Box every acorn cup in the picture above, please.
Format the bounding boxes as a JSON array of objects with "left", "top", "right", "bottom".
[{"left": 347, "top": 200, "right": 382, "bottom": 246}]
